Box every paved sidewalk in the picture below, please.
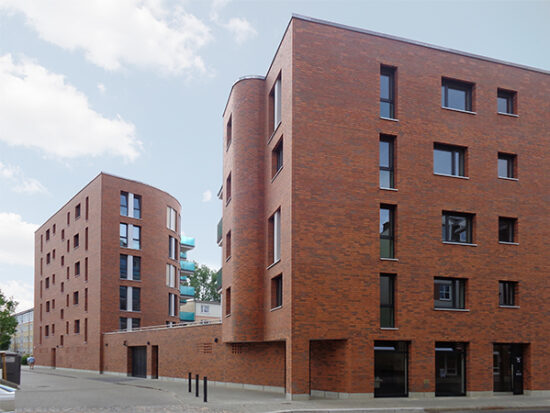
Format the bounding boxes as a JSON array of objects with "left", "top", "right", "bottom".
[{"left": 15, "top": 366, "right": 550, "bottom": 413}]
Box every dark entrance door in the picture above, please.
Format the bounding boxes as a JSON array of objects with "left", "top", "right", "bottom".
[
  {"left": 493, "top": 343, "right": 523, "bottom": 394},
  {"left": 131, "top": 346, "right": 147, "bottom": 378},
  {"left": 151, "top": 346, "right": 158, "bottom": 379},
  {"left": 51, "top": 348, "right": 56, "bottom": 369},
  {"left": 435, "top": 342, "right": 466, "bottom": 396},
  {"left": 374, "top": 341, "right": 408, "bottom": 397}
]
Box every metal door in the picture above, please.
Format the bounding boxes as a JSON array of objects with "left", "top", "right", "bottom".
[{"left": 131, "top": 346, "right": 147, "bottom": 378}]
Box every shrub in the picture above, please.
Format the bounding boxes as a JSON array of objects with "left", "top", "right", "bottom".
[{"left": 21, "top": 354, "right": 29, "bottom": 365}]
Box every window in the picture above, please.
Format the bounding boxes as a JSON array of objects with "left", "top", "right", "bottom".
[
  {"left": 498, "top": 153, "right": 516, "bottom": 179},
  {"left": 270, "top": 75, "right": 282, "bottom": 132},
  {"left": 45, "top": 277, "right": 49, "bottom": 288},
  {"left": 67, "top": 211, "right": 70, "bottom": 225},
  {"left": 434, "top": 278, "right": 465, "bottom": 309},
  {"left": 120, "top": 286, "right": 127, "bottom": 311},
  {"left": 74, "top": 319, "right": 80, "bottom": 334},
  {"left": 499, "top": 281, "right": 517, "bottom": 306},
  {"left": 53, "top": 224, "right": 56, "bottom": 234},
  {"left": 45, "top": 325, "right": 49, "bottom": 337},
  {"left": 132, "top": 287, "right": 140, "bottom": 311},
  {"left": 120, "top": 286, "right": 140, "bottom": 311},
  {"left": 61, "top": 282, "right": 64, "bottom": 293},
  {"left": 60, "top": 308, "right": 64, "bottom": 319},
  {"left": 435, "top": 342, "right": 466, "bottom": 396},
  {"left": 75, "top": 204, "right": 81, "bottom": 219},
  {"left": 225, "top": 287, "right": 231, "bottom": 316},
  {"left": 52, "top": 249, "right": 56, "bottom": 260},
  {"left": 119, "top": 317, "right": 141, "bottom": 331},
  {"left": 46, "top": 301, "right": 50, "bottom": 312},
  {"left": 84, "top": 318, "right": 88, "bottom": 341},
  {"left": 271, "top": 274, "right": 282, "bottom": 309},
  {"left": 226, "top": 173, "right": 232, "bottom": 204},
  {"left": 46, "top": 253, "right": 51, "bottom": 264},
  {"left": 73, "top": 291, "right": 79, "bottom": 305},
  {"left": 120, "top": 223, "right": 128, "bottom": 247},
  {"left": 85, "top": 227, "right": 88, "bottom": 250},
  {"left": 380, "top": 274, "right": 395, "bottom": 328},
  {"left": 120, "top": 255, "right": 128, "bottom": 279},
  {"left": 51, "top": 324, "right": 55, "bottom": 335},
  {"left": 434, "top": 144, "right": 465, "bottom": 177},
  {"left": 380, "top": 135, "right": 395, "bottom": 188},
  {"left": 85, "top": 257, "right": 88, "bottom": 281},
  {"left": 380, "top": 205, "right": 395, "bottom": 258},
  {"left": 169, "top": 293, "right": 177, "bottom": 317},
  {"left": 120, "top": 192, "right": 128, "bottom": 216},
  {"left": 132, "top": 256, "right": 141, "bottom": 281},
  {"left": 442, "top": 78, "right": 473, "bottom": 111},
  {"left": 85, "top": 196, "right": 89, "bottom": 220},
  {"left": 498, "top": 89, "right": 516, "bottom": 114},
  {"left": 73, "top": 233, "right": 79, "bottom": 249},
  {"left": 201, "top": 304, "right": 210, "bottom": 313},
  {"left": 133, "top": 195, "right": 141, "bottom": 219},
  {"left": 167, "top": 207, "right": 177, "bottom": 231},
  {"left": 380, "top": 66, "right": 396, "bottom": 119},
  {"left": 272, "top": 138, "right": 283, "bottom": 178},
  {"left": 268, "top": 209, "right": 281, "bottom": 264},
  {"left": 226, "top": 231, "right": 231, "bottom": 261},
  {"left": 226, "top": 116, "right": 232, "bottom": 150},
  {"left": 46, "top": 229, "right": 50, "bottom": 241},
  {"left": 61, "top": 229, "right": 65, "bottom": 240},
  {"left": 499, "top": 217, "right": 517, "bottom": 243},
  {"left": 52, "top": 299, "right": 55, "bottom": 309},
  {"left": 169, "top": 236, "right": 177, "bottom": 259},
  {"left": 75, "top": 261, "right": 80, "bottom": 276},
  {"left": 442, "top": 212, "right": 473, "bottom": 244},
  {"left": 166, "top": 264, "right": 176, "bottom": 288},
  {"left": 132, "top": 225, "right": 141, "bottom": 249}
]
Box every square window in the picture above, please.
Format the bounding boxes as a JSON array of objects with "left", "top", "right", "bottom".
[
  {"left": 442, "top": 212, "right": 473, "bottom": 244},
  {"left": 272, "top": 138, "right": 283, "bottom": 178},
  {"left": 434, "top": 144, "right": 466, "bottom": 177},
  {"left": 499, "top": 281, "right": 517, "bottom": 306},
  {"left": 380, "top": 66, "right": 396, "bottom": 119},
  {"left": 499, "top": 217, "right": 517, "bottom": 243},
  {"left": 442, "top": 78, "right": 473, "bottom": 111},
  {"left": 498, "top": 153, "right": 516, "bottom": 179},
  {"left": 380, "top": 135, "right": 395, "bottom": 188},
  {"left": 271, "top": 275, "right": 282, "bottom": 309},
  {"left": 380, "top": 205, "right": 395, "bottom": 258},
  {"left": 434, "top": 278, "right": 465, "bottom": 309},
  {"left": 498, "top": 89, "right": 516, "bottom": 114}
]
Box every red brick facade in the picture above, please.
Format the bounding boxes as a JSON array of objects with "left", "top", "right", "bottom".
[{"left": 34, "top": 173, "right": 182, "bottom": 370}]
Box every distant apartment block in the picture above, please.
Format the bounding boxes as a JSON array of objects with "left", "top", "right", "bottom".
[{"left": 9, "top": 308, "right": 33, "bottom": 355}]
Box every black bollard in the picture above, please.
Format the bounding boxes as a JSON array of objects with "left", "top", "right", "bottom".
[
  {"left": 203, "top": 376, "right": 207, "bottom": 402},
  {"left": 188, "top": 372, "right": 192, "bottom": 392},
  {"left": 195, "top": 374, "right": 199, "bottom": 397}
]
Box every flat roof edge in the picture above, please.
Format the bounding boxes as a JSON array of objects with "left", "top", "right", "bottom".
[{"left": 292, "top": 14, "right": 550, "bottom": 76}]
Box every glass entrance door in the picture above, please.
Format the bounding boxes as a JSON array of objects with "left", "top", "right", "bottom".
[
  {"left": 493, "top": 343, "right": 523, "bottom": 394},
  {"left": 374, "top": 341, "right": 408, "bottom": 397},
  {"left": 435, "top": 342, "right": 466, "bottom": 396}
]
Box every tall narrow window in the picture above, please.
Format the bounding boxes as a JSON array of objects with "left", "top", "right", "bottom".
[
  {"left": 168, "top": 293, "right": 177, "bottom": 316},
  {"left": 226, "top": 173, "right": 232, "bottom": 204},
  {"left": 273, "top": 75, "right": 282, "bottom": 130},
  {"left": 84, "top": 318, "right": 88, "bottom": 342},
  {"left": 74, "top": 319, "right": 80, "bottom": 334},
  {"left": 442, "top": 78, "right": 473, "bottom": 111},
  {"left": 272, "top": 138, "right": 283, "bottom": 178},
  {"left": 132, "top": 287, "right": 141, "bottom": 312},
  {"left": 133, "top": 195, "right": 141, "bottom": 219},
  {"left": 84, "top": 257, "right": 88, "bottom": 281},
  {"left": 120, "top": 286, "right": 127, "bottom": 311},
  {"left": 379, "top": 135, "right": 395, "bottom": 188},
  {"left": 226, "top": 116, "right": 232, "bottom": 150},
  {"left": 132, "top": 225, "right": 141, "bottom": 249},
  {"left": 167, "top": 207, "right": 177, "bottom": 231},
  {"left": 380, "top": 274, "right": 395, "bottom": 328},
  {"left": 169, "top": 236, "right": 177, "bottom": 259},
  {"left": 225, "top": 287, "right": 231, "bottom": 316},
  {"left": 120, "top": 223, "right": 128, "bottom": 247},
  {"left": 75, "top": 204, "right": 81, "bottom": 219},
  {"left": 85, "top": 196, "right": 89, "bottom": 220},
  {"left": 225, "top": 231, "right": 231, "bottom": 260},
  {"left": 84, "top": 288, "right": 88, "bottom": 311},
  {"left": 85, "top": 227, "right": 88, "bottom": 250},
  {"left": 166, "top": 264, "right": 176, "bottom": 288},
  {"left": 380, "top": 66, "right": 396, "bottom": 119},
  {"left": 271, "top": 274, "right": 283, "bottom": 309},
  {"left": 269, "top": 209, "right": 281, "bottom": 264},
  {"left": 120, "top": 192, "right": 129, "bottom": 216},
  {"left": 74, "top": 261, "right": 80, "bottom": 276},
  {"left": 120, "top": 255, "right": 128, "bottom": 279},
  {"left": 133, "top": 256, "right": 141, "bottom": 281},
  {"left": 380, "top": 205, "right": 395, "bottom": 258},
  {"left": 73, "top": 233, "right": 79, "bottom": 248}
]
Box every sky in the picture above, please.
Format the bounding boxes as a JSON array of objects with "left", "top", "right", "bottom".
[{"left": 0, "top": 0, "right": 549, "bottom": 311}]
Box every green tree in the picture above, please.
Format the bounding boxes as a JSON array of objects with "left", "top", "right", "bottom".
[
  {"left": 184, "top": 263, "right": 220, "bottom": 302},
  {"left": 0, "top": 290, "right": 18, "bottom": 350}
]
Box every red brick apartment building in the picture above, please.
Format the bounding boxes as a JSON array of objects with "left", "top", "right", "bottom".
[
  {"left": 34, "top": 173, "right": 182, "bottom": 371},
  {"left": 53, "top": 15, "right": 550, "bottom": 400}
]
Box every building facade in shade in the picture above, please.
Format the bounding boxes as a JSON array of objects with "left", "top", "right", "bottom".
[
  {"left": 9, "top": 308, "right": 33, "bottom": 355},
  {"left": 34, "top": 173, "right": 183, "bottom": 370}
]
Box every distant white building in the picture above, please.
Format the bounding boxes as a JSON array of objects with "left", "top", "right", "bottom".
[{"left": 9, "top": 308, "right": 33, "bottom": 355}]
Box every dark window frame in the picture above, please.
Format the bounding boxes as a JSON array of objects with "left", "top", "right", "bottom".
[
  {"left": 434, "top": 143, "right": 466, "bottom": 177},
  {"left": 442, "top": 78, "right": 473, "bottom": 112},
  {"left": 380, "top": 66, "right": 396, "bottom": 119},
  {"left": 380, "top": 205, "right": 395, "bottom": 258},
  {"left": 120, "top": 192, "right": 129, "bottom": 216},
  {"left": 442, "top": 212, "right": 473, "bottom": 244},
  {"left": 499, "top": 281, "right": 517, "bottom": 306},
  {"left": 498, "top": 153, "right": 516, "bottom": 179},
  {"left": 380, "top": 274, "right": 395, "bottom": 328},
  {"left": 499, "top": 217, "right": 517, "bottom": 243},
  {"left": 434, "top": 277, "right": 466, "bottom": 309},
  {"left": 272, "top": 138, "right": 283, "bottom": 178},
  {"left": 497, "top": 89, "right": 517, "bottom": 114},
  {"left": 380, "top": 135, "right": 395, "bottom": 188},
  {"left": 271, "top": 274, "right": 283, "bottom": 309}
]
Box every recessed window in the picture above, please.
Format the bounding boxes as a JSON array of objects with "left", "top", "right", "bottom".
[
  {"left": 120, "top": 223, "right": 128, "bottom": 247},
  {"left": 61, "top": 229, "right": 65, "bottom": 240},
  {"left": 225, "top": 287, "right": 231, "bottom": 316},
  {"left": 132, "top": 225, "right": 141, "bottom": 249},
  {"left": 442, "top": 212, "right": 473, "bottom": 244},
  {"left": 46, "top": 253, "right": 51, "bottom": 264},
  {"left": 45, "top": 277, "right": 49, "bottom": 288},
  {"left": 380, "top": 205, "right": 395, "bottom": 258},
  {"left": 380, "top": 66, "right": 396, "bottom": 119},
  {"left": 380, "top": 135, "right": 395, "bottom": 188},
  {"left": 499, "top": 217, "right": 517, "bottom": 243},
  {"left": 272, "top": 138, "right": 283, "bottom": 178},
  {"left": 53, "top": 224, "right": 56, "bottom": 234},
  {"left": 133, "top": 195, "right": 141, "bottom": 219},
  {"left": 270, "top": 74, "right": 282, "bottom": 132},
  {"left": 46, "top": 229, "right": 50, "bottom": 241},
  {"left": 226, "top": 116, "right": 232, "bottom": 150},
  {"left": 121, "top": 192, "right": 141, "bottom": 218},
  {"left": 167, "top": 206, "right": 177, "bottom": 231},
  {"left": 271, "top": 275, "right": 282, "bottom": 309},
  {"left": 67, "top": 211, "right": 70, "bottom": 225},
  {"left": 499, "top": 281, "right": 517, "bottom": 306},
  {"left": 166, "top": 264, "right": 176, "bottom": 288},
  {"left": 168, "top": 293, "right": 178, "bottom": 317},
  {"left": 498, "top": 153, "right": 516, "bottom": 179},
  {"left": 268, "top": 209, "right": 281, "bottom": 264},
  {"left": 169, "top": 236, "right": 177, "bottom": 259},
  {"left": 73, "top": 291, "right": 79, "bottom": 305},
  {"left": 225, "top": 231, "right": 231, "bottom": 261},
  {"left": 434, "top": 278, "right": 465, "bottom": 309},
  {"left": 75, "top": 261, "right": 80, "bottom": 277},
  {"left": 73, "top": 233, "right": 79, "bottom": 249},
  {"left": 120, "top": 286, "right": 141, "bottom": 311},
  {"left": 74, "top": 319, "right": 80, "bottom": 334},
  {"left": 226, "top": 173, "right": 232, "bottom": 205},
  {"left": 120, "top": 192, "right": 129, "bottom": 216},
  {"left": 75, "top": 204, "right": 81, "bottom": 219},
  {"left": 442, "top": 78, "right": 473, "bottom": 112},
  {"left": 380, "top": 274, "right": 395, "bottom": 328},
  {"left": 434, "top": 144, "right": 466, "bottom": 177},
  {"left": 498, "top": 89, "right": 516, "bottom": 114}
]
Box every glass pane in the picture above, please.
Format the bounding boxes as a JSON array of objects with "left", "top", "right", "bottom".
[
  {"left": 119, "top": 317, "right": 126, "bottom": 330},
  {"left": 499, "top": 220, "right": 513, "bottom": 242},
  {"left": 448, "top": 216, "right": 468, "bottom": 242},
  {"left": 120, "top": 255, "right": 127, "bottom": 279},
  {"left": 380, "top": 307, "right": 394, "bottom": 328},
  {"left": 380, "top": 208, "right": 391, "bottom": 236},
  {"left": 380, "top": 170, "right": 393, "bottom": 188},
  {"left": 120, "top": 224, "right": 127, "bottom": 247},
  {"left": 435, "top": 344, "right": 466, "bottom": 396},
  {"left": 380, "top": 74, "right": 390, "bottom": 99},
  {"left": 434, "top": 148, "right": 453, "bottom": 175},
  {"left": 494, "top": 344, "right": 513, "bottom": 392},
  {"left": 447, "top": 87, "right": 467, "bottom": 111},
  {"left": 132, "top": 288, "right": 140, "bottom": 312},
  {"left": 380, "top": 101, "right": 392, "bottom": 118},
  {"left": 119, "top": 287, "right": 127, "bottom": 310},
  {"left": 133, "top": 256, "right": 141, "bottom": 281},
  {"left": 498, "top": 157, "right": 510, "bottom": 178},
  {"left": 134, "top": 196, "right": 141, "bottom": 219},
  {"left": 132, "top": 318, "right": 140, "bottom": 329},
  {"left": 498, "top": 96, "right": 509, "bottom": 113},
  {"left": 380, "top": 276, "right": 392, "bottom": 305},
  {"left": 120, "top": 193, "right": 128, "bottom": 216},
  {"left": 380, "top": 238, "right": 394, "bottom": 259},
  {"left": 374, "top": 342, "right": 407, "bottom": 397},
  {"left": 133, "top": 226, "right": 140, "bottom": 249},
  {"left": 380, "top": 140, "right": 390, "bottom": 167}
]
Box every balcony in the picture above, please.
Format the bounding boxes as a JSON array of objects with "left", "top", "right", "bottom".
[
  {"left": 215, "top": 269, "right": 222, "bottom": 291},
  {"left": 180, "top": 250, "right": 188, "bottom": 260},
  {"left": 217, "top": 218, "right": 222, "bottom": 245},
  {"left": 181, "top": 236, "right": 195, "bottom": 251},
  {"left": 180, "top": 260, "right": 195, "bottom": 273},
  {"left": 180, "top": 285, "right": 195, "bottom": 298},
  {"left": 180, "top": 312, "right": 195, "bottom": 322}
]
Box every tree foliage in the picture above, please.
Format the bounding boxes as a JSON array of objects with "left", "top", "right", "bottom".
[
  {"left": 0, "top": 290, "right": 18, "bottom": 350},
  {"left": 183, "top": 263, "right": 220, "bottom": 302}
]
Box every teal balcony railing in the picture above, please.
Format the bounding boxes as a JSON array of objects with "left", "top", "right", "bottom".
[
  {"left": 180, "top": 236, "right": 195, "bottom": 250},
  {"left": 215, "top": 269, "right": 222, "bottom": 291},
  {"left": 180, "top": 285, "right": 195, "bottom": 297},
  {"left": 180, "top": 260, "right": 195, "bottom": 273},
  {"left": 217, "top": 218, "right": 222, "bottom": 245},
  {"left": 180, "top": 312, "right": 195, "bottom": 322},
  {"left": 180, "top": 250, "right": 188, "bottom": 260}
]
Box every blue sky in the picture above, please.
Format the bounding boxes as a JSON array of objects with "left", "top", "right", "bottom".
[{"left": 0, "top": 0, "right": 549, "bottom": 311}]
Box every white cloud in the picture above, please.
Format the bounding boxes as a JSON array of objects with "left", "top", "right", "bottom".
[
  {"left": 0, "top": 162, "right": 47, "bottom": 194},
  {"left": 0, "top": 54, "right": 141, "bottom": 161},
  {"left": 202, "top": 189, "right": 213, "bottom": 202},
  {"left": 224, "top": 17, "right": 257, "bottom": 44},
  {"left": 0, "top": 0, "right": 212, "bottom": 75},
  {"left": 2, "top": 280, "right": 34, "bottom": 312},
  {"left": 0, "top": 213, "right": 38, "bottom": 267},
  {"left": 97, "top": 83, "right": 106, "bottom": 94}
]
